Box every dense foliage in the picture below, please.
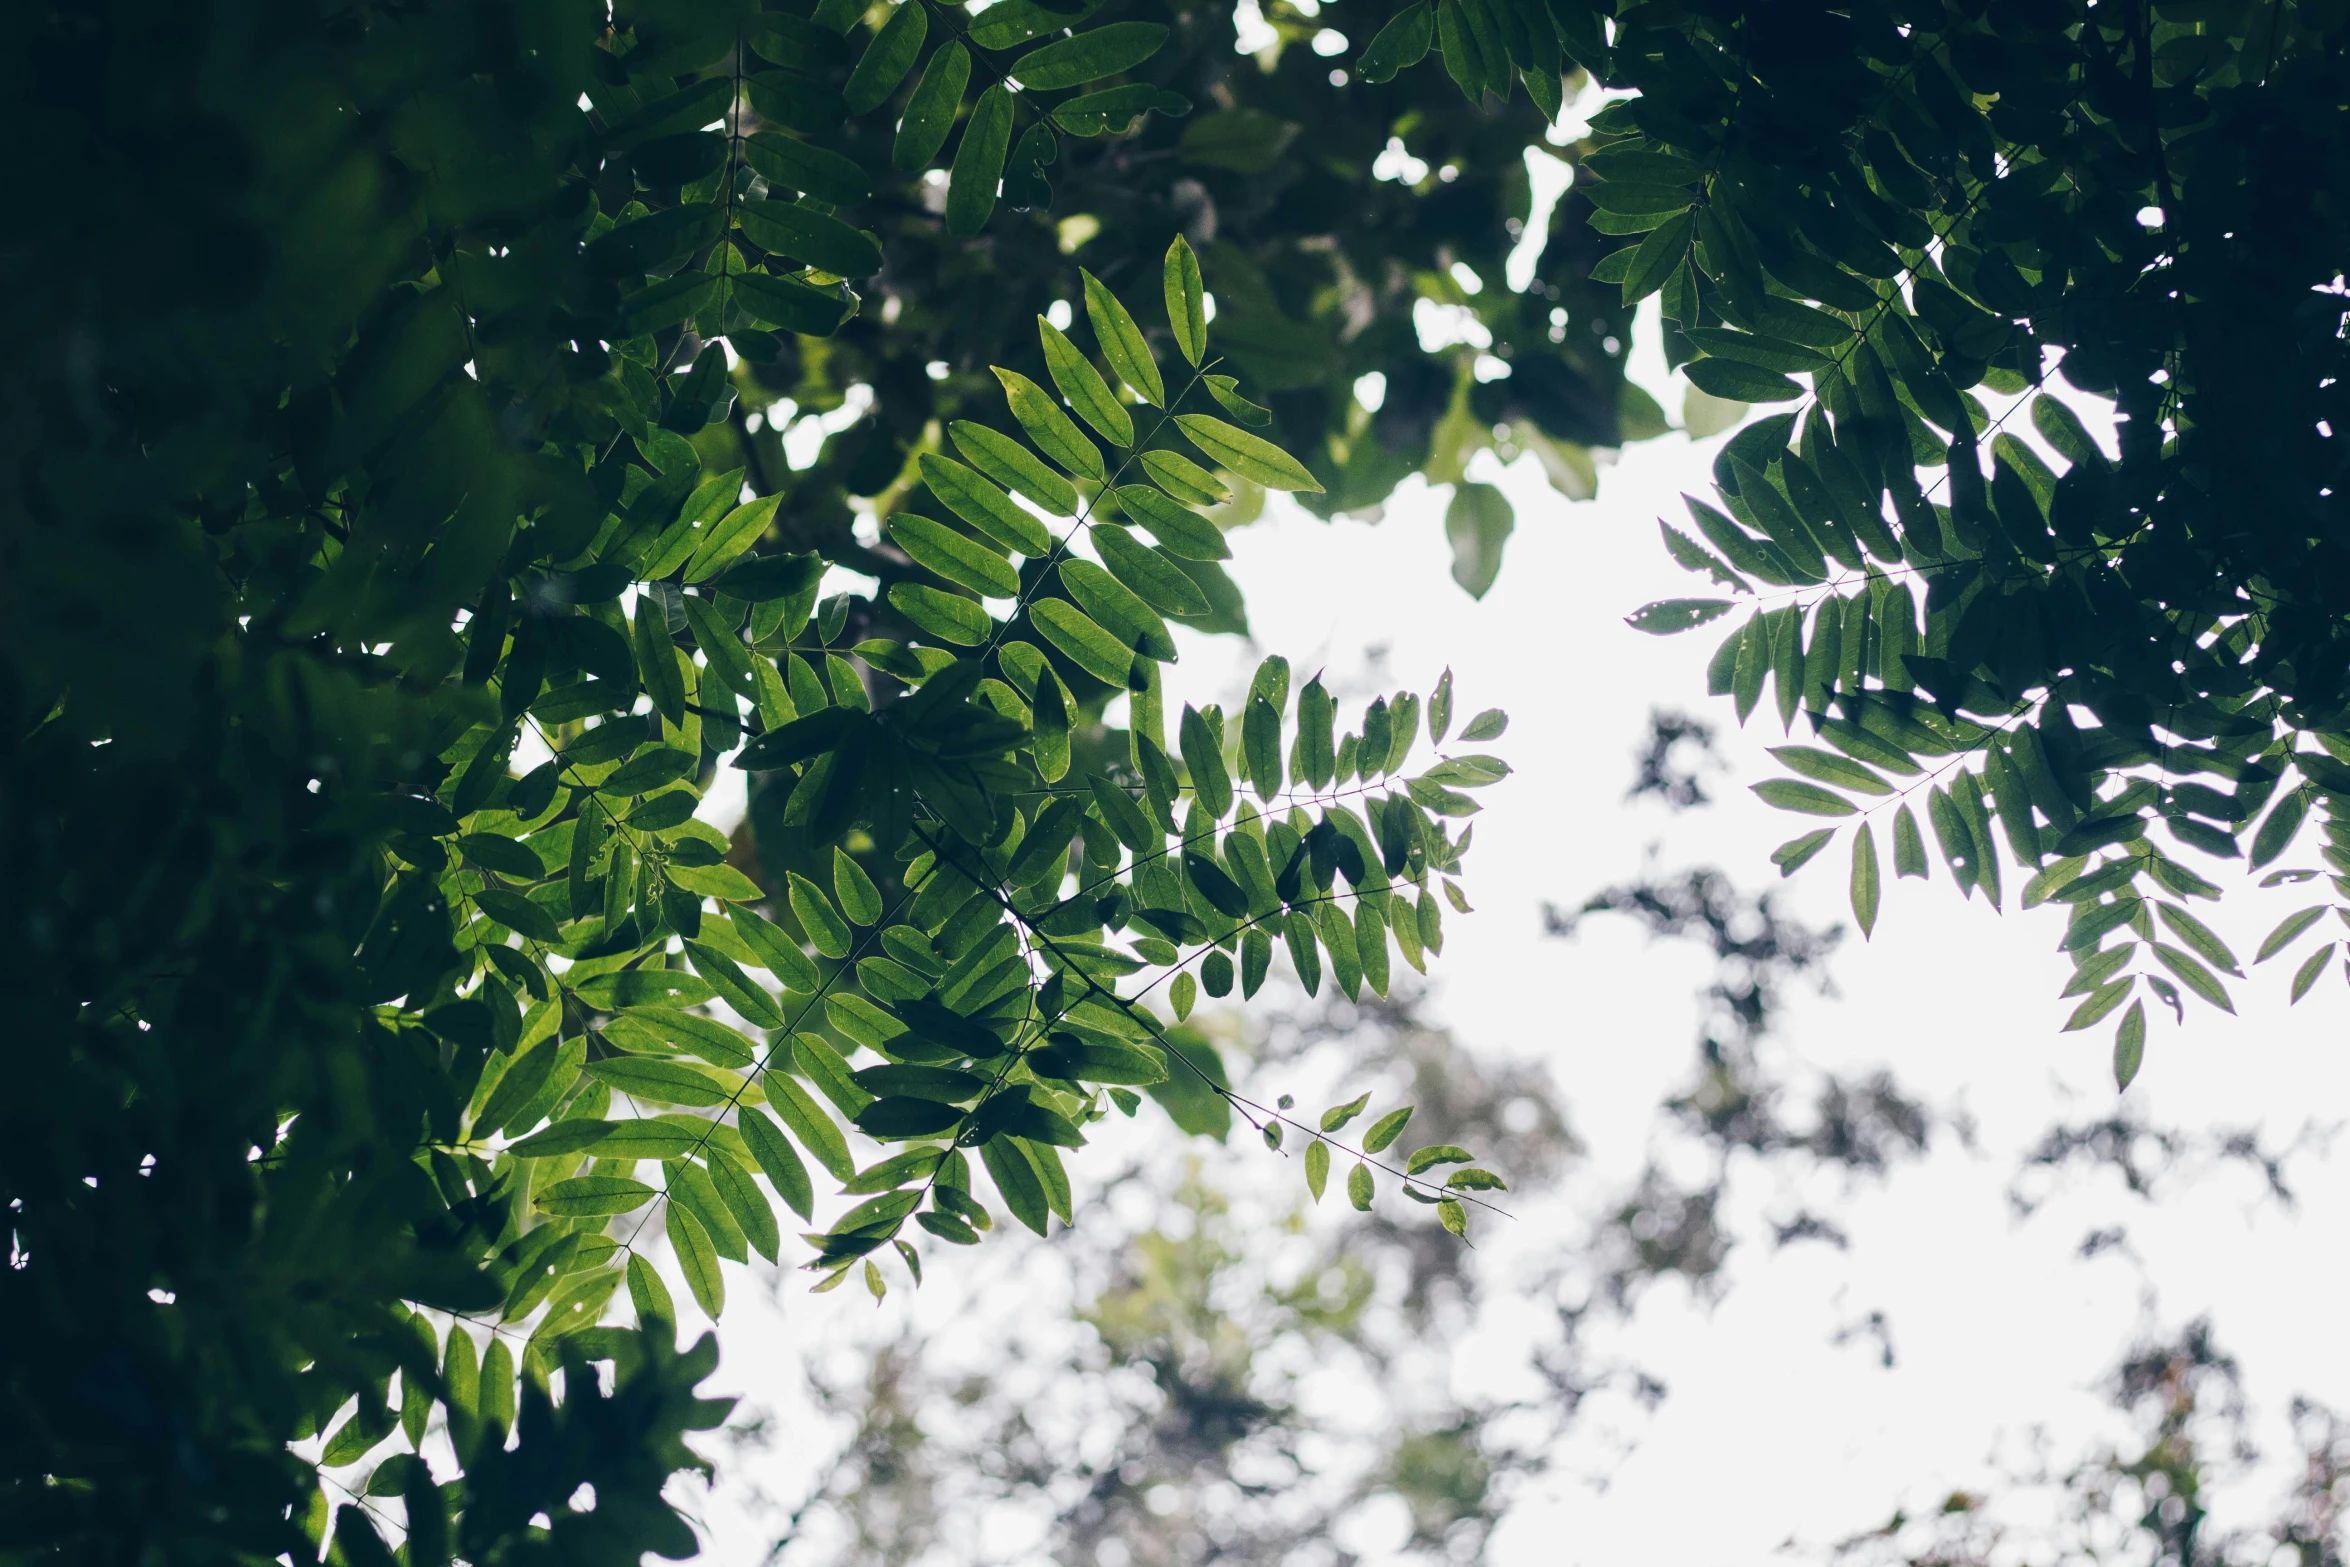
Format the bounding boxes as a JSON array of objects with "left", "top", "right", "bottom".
[
  {"left": 2, "top": 0, "right": 1511, "bottom": 1558},
  {"left": 9, "top": 0, "right": 2343, "bottom": 1556},
  {"left": 1514, "top": 1, "right": 2350, "bottom": 1087}
]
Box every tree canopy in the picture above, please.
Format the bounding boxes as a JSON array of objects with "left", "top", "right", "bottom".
[{"left": 5, "top": 0, "right": 2344, "bottom": 1558}]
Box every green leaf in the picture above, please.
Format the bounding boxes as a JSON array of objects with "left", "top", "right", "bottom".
[
  {"left": 1092, "top": 524, "right": 1209, "bottom": 617},
  {"left": 1030, "top": 599, "right": 1137, "bottom": 687},
  {"left": 1445, "top": 482, "right": 1514, "bottom": 599},
  {"left": 1138, "top": 450, "right": 1230, "bottom": 507},
  {"left": 1174, "top": 414, "right": 1322, "bottom": 492},
  {"left": 1362, "top": 1106, "right": 1412, "bottom": 1153},
  {"left": 1203, "top": 375, "right": 1272, "bottom": 427},
  {"left": 1928, "top": 785, "right": 1983, "bottom": 894},
  {"left": 1357, "top": 0, "right": 1434, "bottom": 81},
  {"left": 1892, "top": 802, "right": 1929, "bottom": 878},
  {"left": 834, "top": 847, "right": 883, "bottom": 925},
  {"left": 572, "top": 967, "right": 720, "bottom": 1012},
  {"left": 1040, "top": 320, "right": 1133, "bottom": 445},
  {"left": 925, "top": 448, "right": 1063, "bottom": 544},
  {"left": 664, "top": 1158, "right": 748, "bottom": 1264},
  {"left": 747, "top": 70, "right": 850, "bottom": 138},
  {"left": 584, "top": 1056, "right": 733, "bottom": 1106},
  {"left": 789, "top": 871, "right": 854, "bottom": 959},
  {"left": 1164, "top": 236, "right": 1206, "bottom": 365},
  {"left": 994, "top": 368, "right": 1105, "bottom": 480},
  {"left": 604, "top": 78, "right": 736, "bottom": 149},
  {"left": 917, "top": 1209, "right": 981, "bottom": 1244},
  {"left": 2250, "top": 787, "right": 2310, "bottom": 870},
  {"left": 506, "top": 1118, "right": 622, "bottom": 1157},
  {"left": 1013, "top": 21, "right": 1169, "bottom": 89},
  {"left": 536, "top": 1175, "right": 657, "bottom": 1217},
  {"left": 732, "top": 907, "right": 823, "bottom": 992},
  {"left": 473, "top": 888, "right": 560, "bottom": 943},
  {"left": 2112, "top": 999, "right": 2146, "bottom": 1090},
  {"left": 1081, "top": 270, "right": 1164, "bottom": 407},
  {"left": 1179, "top": 704, "right": 1233, "bottom": 818},
  {"left": 1030, "top": 1036, "right": 1168, "bottom": 1085},
  {"left": 1243, "top": 695, "right": 1283, "bottom": 801},
  {"left": 708, "top": 1147, "right": 781, "bottom": 1263},
  {"left": 1752, "top": 779, "right": 1858, "bottom": 817},
  {"left": 627, "top": 1252, "right": 675, "bottom": 1336},
  {"left": 1770, "top": 746, "right": 1892, "bottom": 795},
  {"left": 1686, "top": 356, "right": 1806, "bottom": 403},
  {"left": 1404, "top": 1143, "right": 1472, "bottom": 1175},
  {"left": 2065, "top": 975, "right": 2135, "bottom": 1032},
  {"left": 614, "top": 1006, "right": 756, "bottom": 1068},
  {"left": 1304, "top": 1138, "right": 1330, "bottom": 1201},
  {"left": 716, "top": 548, "right": 827, "bottom": 603},
  {"left": 894, "top": 42, "right": 972, "bottom": 171},
  {"left": 732, "top": 271, "right": 857, "bottom": 336},
  {"left": 477, "top": 1043, "right": 554, "bottom": 1141},
  {"left": 2155, "top": 901, "right": 2240, "bottom": 975},
  {"left": 1436, "top": 1198, "right": 1468, "bottom": 1238},
  {"left": 1054, "top": 83, "right": 1188, "bottom": 137},
  {"left": 1681, "top": 327, "right": 1831, "bottom": 373},
  {"left": 1347, "top": 1160, "right": 1374, "bottom": 1210},
  {"left": 1626, "top": 598, "right": 1733, "bottom": 635},
  {"left": 1850, "top": 821, "right": 1881, "bottom": 938},
  {"left": 1586, "top": 181, "right": 1704, "bottom": 216},
  {"left": 678, "top": 597, "right": 757, "bottom": 703},
  {"left": 887, "top": 513, "right": 1019, "bottom": 597},
  {"left": 1771, "top": 827, "right": 1836, "bottom": 874},
  {"left": 981, "top": 1137, "right": 1052, "bottom": 1235},
  {"left": 737, "top": 1104, "right": 822, "bottom": 1221},
  {"left": 585, "top": 203, "right": 726, "bottom": 278},
  {"left": 769, "top": 1075, "right": 856, "bottom": 1182},
  {"left": 967, "top": 0, "right": 1097, "bottom": 48},
  {"left": 737, "top": 200, "right": 883, "bottom": 277},
  {"left": 2291, "top": 942, "right": 2337, "bottom": 1003},
  {"left": 948, "top": 86, "right": 1014, "bottom": 238},
  {"left": 743, "top": 133, "right": 873, "bottom": 205},
  {"left": 684, "top": 940, "right": 787, "bottom": 1029},
  {"left": 600, "top": 746, "right": 697, "bottom": 797},
  {"left": 633, "top": 597, "right": 687, "bottom": 727},
  {"left": 684, "top": 495, "right": 781, "bottom": 583},
  {"left": 619, "top": 274, "right": 721, "bottom": 336},
  {"left": 2150, "top": 941, "right": 2235, "bottom": 1013},
  {"left": 1320, "top": 1092, "right": 1370, "bottom": 1132},
  {"left": 1058, "top": 560, "right": 1174, "bottom": 662},
  {"left": 2256, "top": 905, "right": 2327, "bottom": 963},
  {"left": 844, "top": 1, "right": 928, "bottom": 114},
  {"left": 1457, "top": 708, "right": 1506, "bottom": 742},
  {"left": 854, "top": 1096, "right": 965, "bottom": 1138},
  {"left": 668, "top": 1204, "right": 725, "bottom": 1319},
  {"left": 1660, "top": 520, "right": 1748, "bottom": 590},
  {"left": 2063, "top": 943, "right": 2136, "bottom": 998},
  {"left": 1620, "top": 209, "right": 1695, "bottom": 304}
]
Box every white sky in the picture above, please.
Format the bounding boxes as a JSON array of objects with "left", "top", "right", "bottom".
[{"left": 680, "top": 339, "right": 2350, "bottom": 1566}]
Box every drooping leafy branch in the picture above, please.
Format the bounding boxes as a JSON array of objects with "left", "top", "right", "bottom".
[
  {"left": 312, "top": 248, "right": 1514, "bottom": 1543},
  {"left": 1351, "top": 0, "right": 2350, "bottom": 1085}
]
